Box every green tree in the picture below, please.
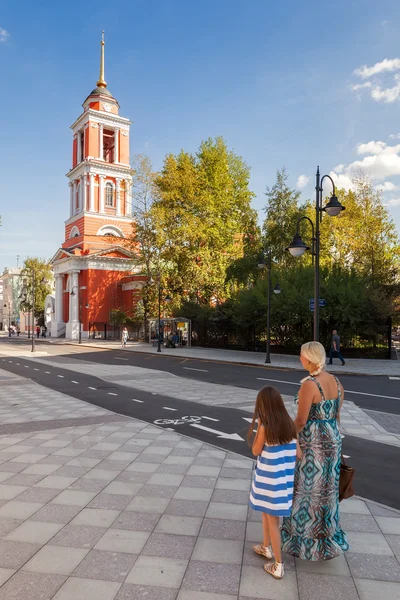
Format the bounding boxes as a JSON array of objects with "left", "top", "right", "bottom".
[
  {"left": 263, "top": 168, "right": 302, "bottom": 266},
  {"left": 154, "top": 137, "right": 257, "bottom": 304},
  {"left": 20, "top": 257, "right": 53, "bottom": 319}
]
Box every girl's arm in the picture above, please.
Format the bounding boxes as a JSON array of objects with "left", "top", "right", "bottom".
[
  {"left": 252, "top": 419, "right": 266, "bottom": 457},
  {"left": 337, "top": 382, "right": 345, "bottom": 424},
  {"left": 294, "top": 380, "right": 314, "bottom": 433}
]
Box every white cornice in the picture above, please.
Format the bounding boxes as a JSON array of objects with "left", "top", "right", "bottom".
[
  {"left": 64, "top": 211, "right": 134, "bottom": 226},
  {"left": 52, "top": 255, "right": 139, "bottom": 275},
  {"left": 70, "top": 109, "right": 131, "bottom": 134},
  {"left": 66, "top": 160, "right": 132, "bottom": 181}
]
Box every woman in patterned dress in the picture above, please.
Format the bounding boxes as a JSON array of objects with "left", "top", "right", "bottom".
[
  {"left": 249, "top": 386, "right": 297, "bottom": 579},
  {"left": 281, "top": 341, "right": 349, "bottom": 561}
]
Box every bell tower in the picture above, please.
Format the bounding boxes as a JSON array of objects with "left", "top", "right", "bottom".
[{"left": 63, "top": 32, "right": 133, "bottom": 252}]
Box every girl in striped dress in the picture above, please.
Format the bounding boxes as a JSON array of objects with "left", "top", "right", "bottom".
[{"left": 249, "top": 386, "right": 297, "bottom": 580}]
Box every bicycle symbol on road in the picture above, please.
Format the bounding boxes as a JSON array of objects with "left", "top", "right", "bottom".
[{"left": 154, "top": 415, "right": 202, "bottom": 426}]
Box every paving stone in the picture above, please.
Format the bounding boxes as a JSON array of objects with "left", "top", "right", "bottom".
[
  {"left": 0, "top": 567, "right": 15, "bottom": 587},
  {"left": 52, "top": 577, "right": 121, "bottom": 600},
  {"left": 215, "top": 478, "right": 251, "bottom": 492},
  {"left": 346, "top": 552, "right": 400, "bottom": 582},
  {"left": 219, "top": 468, "right": 251, "bottom": 480},
  {"left": 22, "top": 464, "right": 60, "bottom": 475},
  {"left": 295, "top": 553, "right": 350, "bottom": 576},
  {"left": 116, "top": 583, "right": 178, "bottom": 600},
  {"left": 186, "top": 466, "right": 221, "bottom": 477},
  {"left": 35, "top": 476, "right": 77, "bottom": 489},
  {"left": 143, "top": 532, "right": 196, "bottom": 559},
  {"left": 5, "top": 520, "right": 63, "bottom": 544},
  {"left": 157, "top": 464, "right": 190, "bottom": 475},
  {"left": 0, "top": 572, "right": 66, "bottom": 600},
  {"left": 163, "top": 456, "right": 195, "bottom": 466},
  {"left": 70, "top": 508, "right": 121, "bottom": 528},
  {"left": 166, "top": 499, "right": 209, "bottom": 517},
  {"left": 95, "top": 529, "right": 150, "bottom": 554},
  {"left": 23, "top": 545, "right": 89, "bottom": 575},
  {"left": 211, "top": 489, "right": 249, "bottom": 505},
  {"left": 182, "top": 561, "right": 240, "bottom": 595},
  {"left": 156, "top": 515, "right": 202, "bottom": 536},
  {"left": 296, "top": 573, "right": 359, "bottom": 600},
  {"left": 4, "top": 473, "right": 45, "bottom": 486},
  {"left": 0, "top": 517, "right": 23, "bottom": 537},
  {"left": 340, "top": 498, "right": 371, "bottom": 515},
  {"left": 51, "top": 525, "right": 107, "bottom": 549},
  {"left": 178, "top": 593, "right": 235, "bottom": 600},
  {"left": 83, "top": 469, "right": 118, "bottom": 481},
  {"left": 192, "top": 538, "right": 243, "bottom": 564},
  {"left": 386, "top": 534, "right": 400, "bottom": 560},
  {"left": 102, "top": 481, "right": 143, "bottom": 496},
  {"left": 125, "top": 462, "right": 159, "bottom": 473},
  {"left": 174, "top": 487, "right": 213, "bottom": 502},
  {"left": 0, "top": 484, "right": 27, "bottom": 500},
  {"left": 147, "top": 473, "right": 184, "bottom": 487},
  {"left": 181, "top": 476, "right": 217, "bottom": 489},
  {"left": 0, "top": 501, "right": 43, "bottom": 520},
  {"left": 51, "top": 490, "right": 97, "bottom": 507},
  {"left": 206, "top": 502, "right": 247, "bottom": 521},
  {"left": 15, "top": 486, "right": 60, "bottom": 504},
  {"left": 376, "top": 516, "right": 400, "bottom": 535},
  {"left": 366, "top": 503, "right": 400, "bottom": 518},
  {"left": 199, "top": 518, "right": 246, "bottom": 541},
  {"left": 30, "top": 504, "right": 82, "bottom": 524},
  {"left": 339, "top": 513, "right": 381, "bottom": 533},
  {"left": 68, "top": 478, "right": 108, "bottom": 493},
  {"left": 126, "top": 496, "right": 170, "bottom": 514},
  {"left": 354, "top": 579, "right": 400, "bottom": 600},
  {"left": 88, "top": 493, "right": 132, "bottom": 511},
  {"left": 139, "top": 484, "right": 178, "bottom": 498},
  {"left": 347, "top": 531, "right": 394, "bottom": 555},
  {"left": 115, "top": 471, "right": 154, "bottom": 484},
  {"left": 126, "top": 555, "right": 188, "bottom": 588},
  {"left": 0, "top": 540, "right": 42, "bottom": 569},
  {"left": 73, "top": 549, "right": 137, "bottom": 582}
]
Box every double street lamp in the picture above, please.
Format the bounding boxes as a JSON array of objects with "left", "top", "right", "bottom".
[
  {"left": 285, "top": 166, "right": 345, "bottom": 341},
  {"left": 258, "top": 251, "right": 282, "bottom": 364}
]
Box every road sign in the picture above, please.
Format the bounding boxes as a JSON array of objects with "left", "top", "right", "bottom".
[{"left": 309, "top": 298, "right": 327, "bottom": 311}]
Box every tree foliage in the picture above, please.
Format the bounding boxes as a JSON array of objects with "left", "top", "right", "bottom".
[{"left": 20, "top": 257, "right": 53, "bottom": 318}]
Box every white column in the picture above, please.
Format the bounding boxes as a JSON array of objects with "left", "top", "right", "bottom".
[
  {"left": 89, "top": 174, "right": 95, "bottom": 212},
  {"left": 116, "top": 179, "right": 121, "bottom": 216},
  {"left": 73, "top": 180, "right": 77, "bottom": 214},
  {"left": 99, "top": 124, "right": 103, "bottom": 159},
  {"left": 70, "top": 271, "right": 79, "bottom": 322},
  {"left": 54, "top": 275, "right": 64, "bottom": 322},
  {"left": 69, "top": 183, "right": 73, "bottom": 218},
  {"left": 78, "top": 177, "right": 83, "bottom": 212},
  {"left": 99, "top": 175, "right": 105, "bottom": 213},
  {"left": 114, "top": 128, "right": 119, "bottom": 163},
  {"left": 77, "top": 131, "right": 82, "bottom": 163},
  {"left": 125, "top": 179, "right": 131, "bottom": 216},
  {"left": 83, "top": 174, "right": 88, "bottom": 211}
]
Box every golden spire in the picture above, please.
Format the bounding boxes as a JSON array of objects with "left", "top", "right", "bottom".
[{"left": 96, "top": 31, "right": 107, "bottom": 88}]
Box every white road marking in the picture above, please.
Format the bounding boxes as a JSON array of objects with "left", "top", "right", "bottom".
[
  {"left": 202, "top": 416, "right": 219, "bottom": 422},
  {"left": 16, "top": 363, "right": 20, "bottom": 365},
  {"left": 257, "top": 377, "right": 400, "bottom": 401},
  {"left": 152, "top": 393, "right": 157, "bottom": 395},
  {"left": 88, "top": 387, "right": 96, "bottom": 390},
  {"left": 45, "top": 371, "right": 51, "bottom": 374},
  {"left": 180, "top": 359, "right": 189, "bottom": 364},
  {"left": 343, "top": 455, "right": 351, "bottom": 459},
  {"left": 72, "top": 381, "right": 79, "bottom": 384},
  {"left": 34, "top": 368, "right": 39, "bottom": 371},
  {"left": 24, "top": 366, "right": 29, "bottom": 368},
  {"left": 162, "top": 407, "right": 177, "bottom": 411},
  {"left": 389, "top": 377, "right": 400, "bottom": 380},
  {"left": 8, "top": 360, "right": 12, "bottom": 363},
  {"left": 132, "top": 399, "right": 144, "bottom": 403},
  {"left": 57, "top": 375, "right": 64, "bottom": 378},
  {"left": 183, "top": 367, "right": 208, "bottom": 373},
  {"left": 114, "top": 357, "right": 128, "bottom": 361},
  {"left": 190, "top": 423, "right": 244, "bottom": 441},
  {"left": 108, "top": 392, "right": 118, "bottom": 396},
  {"left": 242, "top": 417, "right": 253, "bottom": 423}
]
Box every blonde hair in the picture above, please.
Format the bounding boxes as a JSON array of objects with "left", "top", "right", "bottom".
[{"left": 301, "top": 341, "right": 326, "bottom": 378}]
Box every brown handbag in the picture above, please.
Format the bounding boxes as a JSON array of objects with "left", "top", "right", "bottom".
[{"left": 339, "top": 455, "right": 355, "bottom": 502}]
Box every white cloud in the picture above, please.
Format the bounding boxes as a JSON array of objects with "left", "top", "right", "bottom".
[
  {"left": 0, "top": 27, "right": 9, "bottom": 43},
  {"left": 389, "top": 133, "right": 400, "bottom": 140},
  {"left": 354, "top": 58, "right": 400, "bottom": 79},
  {"left": 352, "top": 58, "right": 400, "bottom": 103},
  {"left": 296, "top": 175, "right": 309, "bottom": 189},
  {"left": 375, "top": 181, "right": 397, "bottom": 192},
  {"left": 385, "top": 198, "right": 400, "bottom": 207}
]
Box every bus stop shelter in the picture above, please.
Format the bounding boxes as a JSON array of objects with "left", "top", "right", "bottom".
[{"left": 148, "top": 317, "right": 191, "bottom": 348}]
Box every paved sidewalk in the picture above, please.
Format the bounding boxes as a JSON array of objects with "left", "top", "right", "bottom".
[
  {"left": 0, "top": 369, "right": 399, "bottom": 599},
  {"left": 54, "top": 339, "right": 400, "bottom": 377}
]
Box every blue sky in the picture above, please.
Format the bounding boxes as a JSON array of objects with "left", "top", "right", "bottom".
[{"left": 1, "top": 0, "right": 400, "bottom": 272}]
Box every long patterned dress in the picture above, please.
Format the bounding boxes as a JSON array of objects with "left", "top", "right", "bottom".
[{"left": 281, "top": 376, "right": 349, "bottom": 561}]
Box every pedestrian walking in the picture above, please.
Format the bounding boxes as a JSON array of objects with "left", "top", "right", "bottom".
[
  {"left": 248, "top": 386, "right": 297, "bottom": 580},
  {"left": 36, "top": 326, "right": 40, "bottom": 339},
  {"left": 329, "top": 329, "right": 345, "bottom": 366},
  {"left": 121, "top": 326, "right": 128, "bottom": 347},
  {"left": 281, "top": 341, "right": 349, "bottom": 561}
]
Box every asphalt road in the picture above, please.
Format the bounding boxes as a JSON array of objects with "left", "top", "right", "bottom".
[{"left": 0, "top": 351, "right": 399, "bottom": 509}]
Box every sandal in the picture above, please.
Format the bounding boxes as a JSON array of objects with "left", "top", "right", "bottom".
[
  {"left": 264, "top": 561, "right": 284, "bottom": 579},
  {"left": 253, "top": 544, "right": 273, "bottom": 560}
]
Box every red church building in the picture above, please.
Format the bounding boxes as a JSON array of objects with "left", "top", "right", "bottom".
[{"left": 51, "top": 33, "right": 144, "bottom": 340}]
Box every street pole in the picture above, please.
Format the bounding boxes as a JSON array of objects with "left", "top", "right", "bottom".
[
  {"left": 79, "top": 285, "right": 82, "bottom": 345},
  {"left": 265, "top": 253, "right": 272, "bottom": 364},
  {"left": 8, "top": 303, "right": 11, "bottom": 337},
  {"left": 314, "top": 167, "right": 321, "bottom": 342},
  {"left": 157, "top": 278, "right": 161, "bottom": 353},
  {"left": 31, "top": 272, "right": 35, "bottom": 353}
]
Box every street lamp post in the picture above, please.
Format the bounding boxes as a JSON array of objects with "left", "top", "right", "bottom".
[
  {"left": 286, "top": 166, "right": 345, "bottom": 341},
  {"left": 155, "top": 276, "right": 172, "bottom": 353},
  {"left": 258, "top": 251, "right": 282, "bottom": 364},
  {"left": 70, "top": 286, "right": 82, "bottom": 344}
]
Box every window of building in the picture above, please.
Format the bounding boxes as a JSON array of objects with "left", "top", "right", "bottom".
[
  {"left": 105, "top": 182, "right": 114, "bottom": 207},
  {"left": 97, "top": 225, "right": 123, "bottom": 237},
  {"left": 80, "top": 131, "right": 84, "bottom": 162},
  {"left": 103, "top": 129, "right": 115, "bottom": 163},
  {"left": 76, "top": 183, "right": 80, "bottom": 212}
]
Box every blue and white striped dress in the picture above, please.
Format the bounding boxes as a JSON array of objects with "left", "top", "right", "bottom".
[{"left": 250, "top": 440, "right": 297, "bottom": 516}]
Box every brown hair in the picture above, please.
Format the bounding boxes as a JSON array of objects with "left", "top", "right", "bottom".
[{"left": 248, "top": 386, "right": 297, "bottom": 446}]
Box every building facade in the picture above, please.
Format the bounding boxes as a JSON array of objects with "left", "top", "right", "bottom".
[
  {"left": 51, "top": 33, "right": 144, "bottom": 340},
  {"left": 1, "top": 268, "right": 22, "bottom": 331}
]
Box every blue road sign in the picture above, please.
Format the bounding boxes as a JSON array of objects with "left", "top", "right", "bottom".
[{"left": 309, "top": 298, "right": 327, "bottom": 311}]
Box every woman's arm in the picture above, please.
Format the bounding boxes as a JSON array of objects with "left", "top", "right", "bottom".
[
  {"left": 294, "top": 381, "right": 315, "bottom": 433},
  {"left": 252, "top": 419, "right": 266, "bottom": 456},
  {"left": 337, "top": 382, "right": 345, "bottom": 423}
]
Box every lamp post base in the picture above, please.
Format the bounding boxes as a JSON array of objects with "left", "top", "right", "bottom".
[{"left": 265, "top": 357, "right": 271, "bottom": 364}]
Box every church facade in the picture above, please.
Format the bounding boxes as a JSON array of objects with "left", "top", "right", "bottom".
[{"left": 50, "top": 33, "right": 144, "bottom": 340}]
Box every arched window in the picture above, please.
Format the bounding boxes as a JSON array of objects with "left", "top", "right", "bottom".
[
  {"left": 97, "top": 225, "right": 124, "bottom": 238},
  {"left": 105, "top": 182, "right": 114, "bottom": 207},
  {"left": 70, "top": 226, "right": 80, "bottom": 239}
]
